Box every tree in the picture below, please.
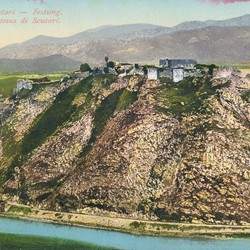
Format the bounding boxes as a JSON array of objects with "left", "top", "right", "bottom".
[
  {"left": 108, "top": 61, "right": 115, "bottom": 69},
  {"left": 208, "top": 64, "right": 216, "bottom": 76},
  {"left": 80, "top": 63, "right": 91, "bottom": 72}
]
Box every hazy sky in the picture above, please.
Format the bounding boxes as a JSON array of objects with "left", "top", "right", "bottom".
[{"left": 0, "top": 0, "right": 250, "bottom": 48}]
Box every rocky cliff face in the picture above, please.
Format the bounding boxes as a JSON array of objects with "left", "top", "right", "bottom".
[{"left": 0, "top": 73, "right": 249, "bottom": 225}]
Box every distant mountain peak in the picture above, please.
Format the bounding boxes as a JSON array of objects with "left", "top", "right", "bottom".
[{"left": 2, "top": 14, "right": 249, "bottom": 48}]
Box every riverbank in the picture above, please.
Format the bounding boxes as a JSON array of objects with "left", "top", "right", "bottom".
[{"left": 1, "top": 202, "right": 250, "bottom": 239}]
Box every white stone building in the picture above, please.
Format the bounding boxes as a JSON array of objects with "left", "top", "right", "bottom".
[
  {"left": 172, "top": 68, "right": 184, "bottom": 82},
  {"left": 159, "top": 68, "right": 172, "bottom": 78},
  {"left": 133, "top": 67, "right": 145, "bottom": 76},
  {"left": 14, "top": 79, "right": 33, "bottom": 94},
  {"left": 216, "top": 67, "right": 234, "bottom": 78},
  {"left": 160, "top": 58, "right": 197, "bottom": 69},
  {"left": 147, "top": 67, "right": 159, "bottom": 80}
]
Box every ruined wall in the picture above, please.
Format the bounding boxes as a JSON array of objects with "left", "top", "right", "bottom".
[
  {"left": 172, "top": 68, "right": 184, "bottom": 82},
  {"left": 148, "top": 68, "right": 159, "bottom": 80},
  {"left": 15, "top": 79, "right": 33, "bottom": 93}
]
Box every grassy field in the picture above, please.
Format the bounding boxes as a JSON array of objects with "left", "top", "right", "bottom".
[
  {"left": 0, "top": 72, "right": 67, "bottom": 98},
  {"left": 157, "top": 76, "right": 228, "bottom": 118},
  {"left": 225, "top": 62, "right": 250, "bottom": 69},
  {"left": 0, "top": 233, "right": 118, "bottom": 250},
  {"left": 203, "top": 62, "right": 250, "bottom": 69}
]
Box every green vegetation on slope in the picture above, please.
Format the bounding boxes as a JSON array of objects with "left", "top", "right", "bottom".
[
  {"left": 8, "top": 205, "right": 31, "bottom": 215},
  {"left": 93, "top": 89, "right": 123, "bottom": 140},
  {"left": 20, "top": 74, "right": 118, "bottom": 157},
  {"left": 101, "top": 75, "right": 118, "bottom": 89},
  {"left": 20, "top": 76, "right": 95, "bottom": 156},
  {"left": 0, "top": 76, "right": 18, "bottom": 98},
  {"left": 3, "top": 75, "right": 120, "bottom": 187},
  {"left": 241, "top": 89, "right": 250, "bottom": 103},
  {"left": 116, "top": 89, "right": 138, "bottom": 111},
  {"left": 0, "top": 233, "right": 118, "bottom": 250},
  {"left": 158, "top": 76, "right": 228, "bottom": 117},
  {"left": 81, "top": 86, "right": 138, "bottom": 158},
  {"left": 2, "top": 77, "right": 93, "bottom": 186}
]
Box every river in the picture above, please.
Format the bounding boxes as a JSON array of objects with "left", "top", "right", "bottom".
[{"left": 0, "top": 217, "right": 249, "bottom": 250}]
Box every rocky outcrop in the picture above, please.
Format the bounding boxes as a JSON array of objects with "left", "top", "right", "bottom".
[
  {"left": 0, "top": 77, "right": 83, "bottom": 168},
  {"left": 1, "top": 74, "right": 250, "bottom": 225},
  {"left": 53, "top": 104, "right": 181, "bottom": 215}
]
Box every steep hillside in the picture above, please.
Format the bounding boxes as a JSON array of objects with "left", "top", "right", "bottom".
[{"left": 0, "top": 73, "right": 250, "bottom": 225}]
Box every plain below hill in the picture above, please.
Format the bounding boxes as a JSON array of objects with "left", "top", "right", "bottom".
[{"left": 0, "top": 55, "right": 81, "bottom": 73}]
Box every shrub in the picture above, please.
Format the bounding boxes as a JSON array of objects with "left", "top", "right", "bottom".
[
  {"left": 80, "top": 63, "right": 91, "bottom": 73},
  {"left": 108, "top": 61, "right": 115, "bottom": 69}
]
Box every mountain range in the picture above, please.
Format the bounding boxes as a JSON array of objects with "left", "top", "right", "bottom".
[
  {"left": 16, "top": 14, "right": 250, "bottom": 45},
  {"left": 0, "top": 14, "right": 250, "bottom": 71}
]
